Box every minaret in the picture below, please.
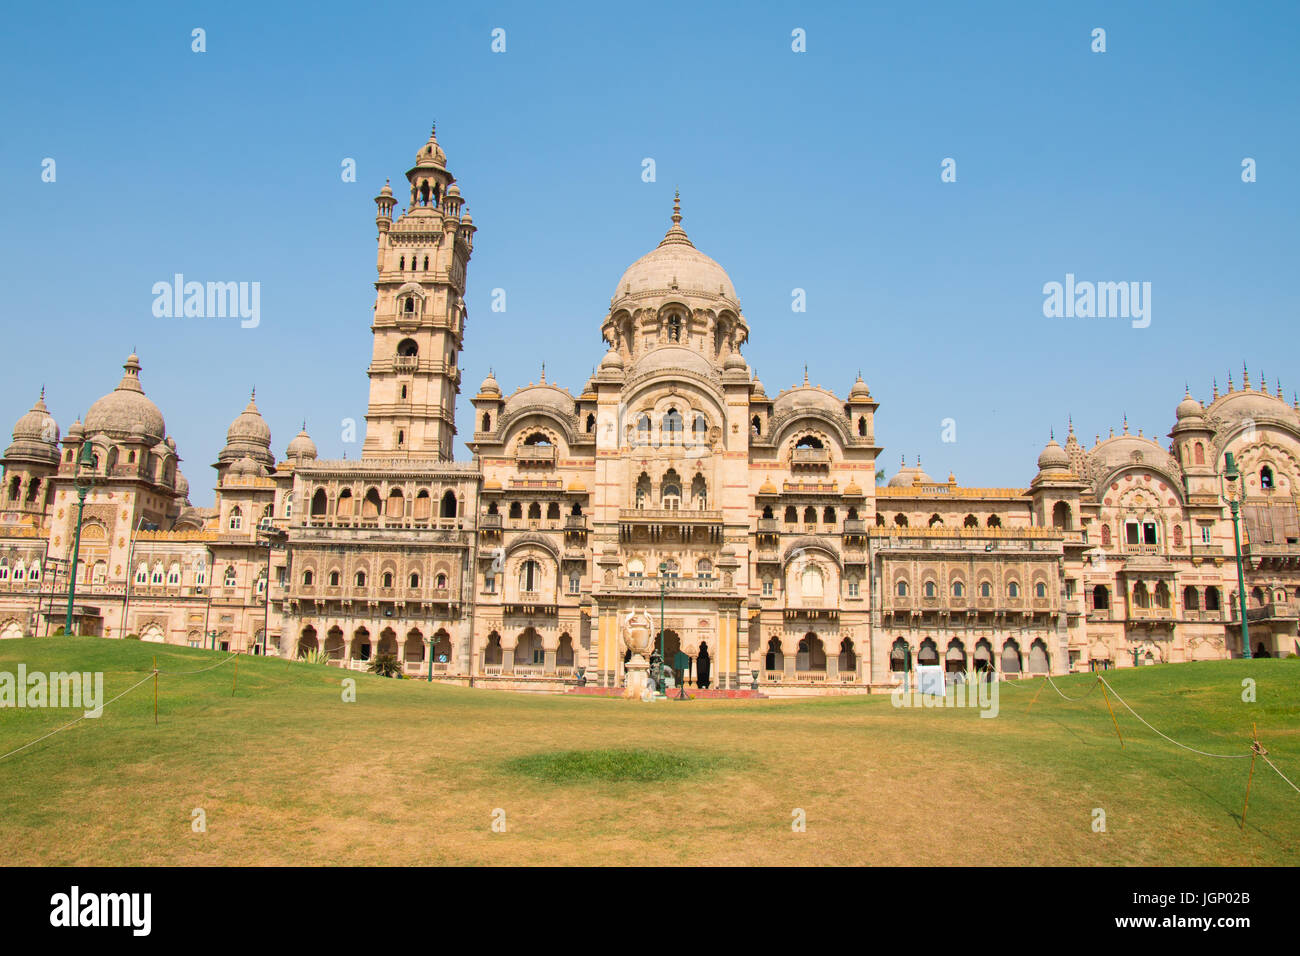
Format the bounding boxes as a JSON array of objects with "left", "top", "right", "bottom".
[{"left": 362, "top": 124, "right": 477, "bottom": 461}]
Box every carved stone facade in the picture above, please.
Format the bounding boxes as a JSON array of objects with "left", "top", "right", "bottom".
[{"left": 2, "top": 127, "right": 1297, "bottom": 686}]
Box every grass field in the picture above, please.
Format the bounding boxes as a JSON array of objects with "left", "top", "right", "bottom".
[{"left": 0, "top": 638, "right": 1296, "bottom": 866}]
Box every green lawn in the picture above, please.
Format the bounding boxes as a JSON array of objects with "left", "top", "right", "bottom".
[{"left": 0, "top": 638, "right": 1296, "bottom": 865}]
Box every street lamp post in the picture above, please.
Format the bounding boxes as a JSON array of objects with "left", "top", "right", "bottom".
[
  {"left": 64, "top": 443, "right": 96, "bottom": 637},
  {"left": 1223, "top": 452, "right": 1252, "bottom": 659},
  {"left": 656, "top": 561, "right": 668, "bottom": 694}
]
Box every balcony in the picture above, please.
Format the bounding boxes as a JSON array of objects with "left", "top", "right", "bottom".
[
  {"left": 843, "top": 519, "right": 866, "bottom": 535},
  {"left": 791, "top": 447, "right": 830, "bottom": 465},
  {"left": 393, "top": 355, "right": 419, "bottom": 373},
  {"left": 480, "top": 512, "right": 502, "bottom": 530},
  {"left": 757, "top": 518, "right": 780, "bottom": 533},
  {"left": 564, "top": 514, "right": 587, "bottom": 531},
  {"left": 515, "top": 445, "right": 555, "bottom": 465}
]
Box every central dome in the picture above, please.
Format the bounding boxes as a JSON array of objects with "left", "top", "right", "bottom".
[
  {"left": 84, "top": 354, "right": 166, "bottom": 443},
  {"left": 613, "top": 194, "right": 737, "bottom": 304}
]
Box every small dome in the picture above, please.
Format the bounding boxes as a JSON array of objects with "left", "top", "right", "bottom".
[
  {"left": 567, "top": 478, "right": 587, "bottom": 492},
  {"left": 758, "top": 477, "right": 778, "bottom": 495},
  {"left": 751, "top": 378, "right": 766, "bottom": 397},
  {"left": 5, "top": 392, "right": 60, "bottom": 464},
  {"left": 484, "top": 478, "right": 502, "bottom": 490},
  {"left": 478, "top": 370, "right": 501, "bottom": 396},
  {"left": 1037, "top": 437, "right": 1070, "bottom": 471},
  {"left": 412, "top": 125, "right": 446, "bottom": 168},
  {"left": 67, "top": 418, "right": 84, "bottom": 439},
  {"left": 1176, "top": 391, "right": 1204, "bottom": 420},
  {"left": 286, "top": 427, "right": 317, "bottom": 462},
  {"left": 598, "top": 349, "right": 625, "bottom": 371},
  {"left": 84, "top": 354, "right": 166, "bottom": 443},
  {"left": 844, "top": 479, "right": 863, "bottom": 496},
  {"left": 379, "top": 181, "right": 393, "bottom": 197},
  {"left": 887, "top": 457, "right": 932, "bottom": 488},
  {"left": 228, "top": 455, "right": 262, "bottom": 477},
  {"left": 724, "top": 352, "right": 747, "bottom": 370},
  {"left": 849, "top": 375, "right": 872, "bottom": 401},
  {"left": 220, "top": 391, "right": 274, "bottom": 467},
  {"left": 446, "top": 183, "right": 461, "bottom": 197}
]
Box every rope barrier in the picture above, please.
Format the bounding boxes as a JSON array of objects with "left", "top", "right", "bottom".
[
  {"left": 0, "top": 670, "right": 157, "bottom": 763},
  {"left": 1044, "top": 672, "right": 1100, "bottom": 702},
  {"left": 154, "top": 652, "right": 239, "bottom": 676},
  {"left": 1260, "top": 754, "right": 1300, "bottom": 795},
  {"left": 1096, "top": 675, "right": 1251, "bottom": 760}
]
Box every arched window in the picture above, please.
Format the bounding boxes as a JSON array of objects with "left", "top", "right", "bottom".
[
  {"left": 441, "top": 490, "right": 458, "bottom": 518},
  {"left": 1034, "top": 581, "right": 1047, "bottom": 599},
  {"left": 1093, "top": 585, "right": 1110, "bottom": 610},
  {"left": 801, "top": 564, "right": 824, "bottom": 597},
  {"left": 980, "top": 581, "right": 992, "bottom": 598},
  {"left": 952, "top": 580, "right": 964, "bottom": 597},
  {"left": 928, "top": 513, "right": 943, "bottom": 527},
  {"left": 135, "top": 563, "right": 148, "bottom": 584},
  {"left": 636, "top": 414, "right": 651, "bottom": 443},
  {"left": 987, "top": 515, "right": 1002, "bottom": 528},
  {"left": 1194, "top": 442, "right": 1205, "bottom": 465},
  {"left": 635, "top": 473, "right": 651, "bottom": 509},
  {"left": 337, "top": 488, "right": 355, "bottom": 517},
  {"left": 858, "top": 417, "right": 867, "bottom": 437},
  {"left": 382, "top": 571, "right": 393, "bottom": 589},
  {"left": 520, "top": 560, "right": 539, "bottom": 593},
  {"left": 692, "top": 414, "right": 708, "bottom": 444},
  {"left": 311, "top": 488, "right": 327, "bottom": 517},
  {"left": 692, "top": 474, "right": 707, "bottom": 509},
  {"left": 803, "top": 506, "right": 817, "bottom": 524},
  {"left": 627, "top": 558, "right": 644, "bottom": 578},
  {"left": 1183, "top": 586, "right": 1200, "bottom": 611},
  {"left": 896, "top": 580, "right": 908, "bottom": 597},
  {"left": 751, "top": 415, "right": 762, "bottom": 436},
  {"left": 1133, "top": 582, "right": 1150, "bottom": 609},
  {"left": 1101, "top": 524, "right": 1111, "bottom": 546},
  {"left": 923, "top": 580, "right": 936, "bottom": 598},
  {"left": 663, "top": 408, "right": 683, "bottom": 437},
  {"left": 697, "top": 559, "right": 713, "bottom": 580},
  {"left": 224, "top": 566, "right": 236, "bottom": 587},
  {"left": 302, "top": 569, "right": 314, "bottom": 586},
  {"left": 527, "top": 502, "right": 541, "bottom": 519},
  {"left": 283, "top": 493, "right": 293, "bottom": 519},
  {"left": 228, "top": 506, "right": 242, "bottom": 530},
  {"left": 1205, "top": 586, "right": 1221, "bottom": 611},
  {"left": 328, "top": 570, "right": 340, "bottom": 587},
  {"left": 823, "top": 506, "right": 836, "bottom": 524},
  {"left": 1007, "top": 581, "right": 1020, "bottom": 598},
  {"left": 435, "top": 572, "right": 447, "bottom": 589},
  {"left": 546, "top": 501, "right": 560, "bottom": 520},
  {"left": 397, "top": 338, "right": 418, "bottom": 357},
  {"left": 666, "top": 314, "right": 681, "bottom": 342},
  {"left": 1052, "top": 501, "right": 1072, "bottom": 530},
  {"left": 355, "top": 570, "right": 367, "bottom": 587},
  {"left": 482, "top": 412, "right": 491, "bottom": 431},
  {"left": 1261, "top": 466, "right": 1274, "bottom": 490},
  {"left": 894, "top": 514, "right": 908, "bottom": 527},
  {"left": 784, "top": 506, "right": 798, "bottom": 524},
  {"left": 586, "top": 413, "right": 596, "bottom": 433},
  {"left": 409, "top": 572, "right": 420, "bottom": 589},
  {"left": 151, "top": 562, "right": 164, "bottom": 584},
  {"left": 964, "top": 514, "right": 978, "bottom": 528},
  {"left": 509, "top": 502, "right": 522, "bottom": 519}
]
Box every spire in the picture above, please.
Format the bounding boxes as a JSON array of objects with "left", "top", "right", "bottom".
[
  {"left": 1122, "top": 413, "right": 1129, "bottom": 435},
  {"left": 1227, "top": 372, "right": 1234, "bottom": 392},
  {"left": 540, "top": 362, "right": 546, "bottom": 384},
  {"left": 1242, "top": 362, "right": 1250, "bottom": 390},
  {"left": 1212, "top": 377, "right": 1219, "bottom": 400},
  {"left": 1261, "top": 370, "right": 1267, "bottom": 393},
  {"left": 658, "top": 190, "right": 693, "bottom": 248},
  {"left": 803, "top": 364, "right": 809, "bottom": 385}
]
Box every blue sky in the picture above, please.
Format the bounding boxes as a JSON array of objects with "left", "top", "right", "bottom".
[{"left": 1, "top": 1, "right": 1296, "bottom": 505}]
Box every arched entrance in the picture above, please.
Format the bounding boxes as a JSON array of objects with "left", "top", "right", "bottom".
[{"left": 298, "top": 625, "right": 318, "bottom": 656}]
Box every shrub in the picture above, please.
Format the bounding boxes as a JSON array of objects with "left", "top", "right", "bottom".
[
  {"left": 298, "top": 648, "right": 331, "bottom": 665},
  {"left": 125, "top": 633, "right": 141, "bottom": 640},
  {"left": 368, "top": 653, "right": 401, "bottom": 678}
]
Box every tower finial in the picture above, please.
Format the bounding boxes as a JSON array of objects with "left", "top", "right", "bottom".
[
  {"left": 1122, "top": 413, "right": 1129, "bottom": 434},
  {"left": 1242, "top": 362, "right": 1250, "bottom": 389},
  {"left": 540, "top": 362, "right": 546, "bottom": 384},
  {"left": 803, "top": 363, "right": 809, "bottom": 385},
  {"left": 672, "top": 189, "right": 681, "bottom": 226}
]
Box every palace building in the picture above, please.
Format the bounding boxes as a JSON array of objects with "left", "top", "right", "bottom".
[{"left": 2, "top": 126, "right": 1297, "bottom": 691}]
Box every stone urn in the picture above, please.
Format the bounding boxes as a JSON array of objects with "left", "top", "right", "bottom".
[{"left": 622, "top": 609, "right": 655, "bottom": 699}]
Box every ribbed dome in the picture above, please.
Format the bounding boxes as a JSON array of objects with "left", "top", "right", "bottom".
[
  {"left": 1037, "top": 437, "right": 1070, "bottom": 471},
  {"left": 413, "top": 125, "right": 446, "bottom": 168},
  {"left": 759, "top": 476, "right": 778, "bottom": 495},
  {"left": 286, "top": 426, "right": 317, "bottom": 462},
  {"left": 477, "top": 370, "right": 501, "bottom": 396},
  {"left": 849, "top": 375, "right": 872, "bottom": 401},
  {"left": 219, "top": 391, "right": 274, "bottom": 467},
  {"left": 598, "top": 349, "right": 625, "bottom": 371},
  {"left": 5, "top": 392, "right": 60, "bottom": 464},
  {"left": 613, "top": 195, "right": 737, "bottom": 304},
  {"left": 84, "top": 354, "right": 166, "bottom": 442}
]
